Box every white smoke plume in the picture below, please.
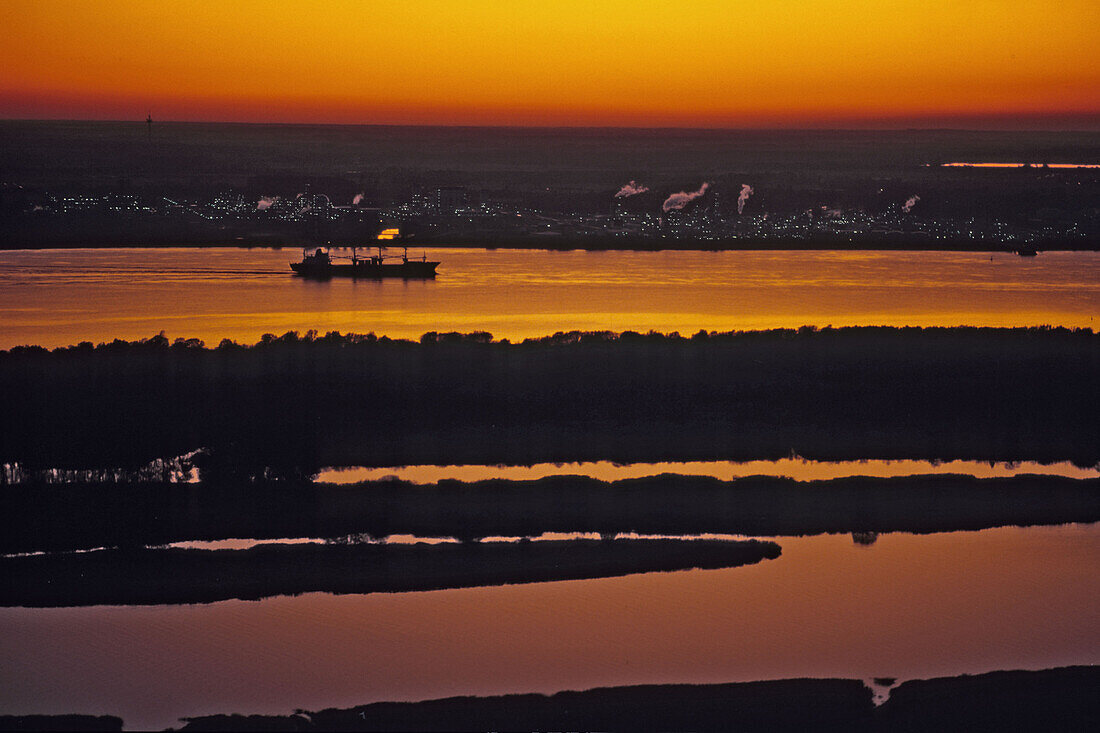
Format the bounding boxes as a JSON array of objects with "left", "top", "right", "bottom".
[
  {"left": 737, "top": 184, "right": 754, "bottom": 215},
  {"left": 352, "top": 192, "right": 364, "bottom": 205},
  {"left": 662, "top": 182, "right": 710, "bottom": 212},
  {"left": 902, "top": 194, "right": 920, "bottom": 213},
  {"left": 614, "top": 180, "right": 649, "bottom": 198},
  {"left": 256, "top": 197, "right": 276, "bottom": 211}
]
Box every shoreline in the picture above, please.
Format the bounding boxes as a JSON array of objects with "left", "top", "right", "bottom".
[
  {"left": 2, "top": 237, "right": 1097, "bottom": 252},
  {"left": 3, "top": 666, "right": 1095, "bottom": 731}
]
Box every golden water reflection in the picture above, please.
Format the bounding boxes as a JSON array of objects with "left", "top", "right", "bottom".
[
  {"left": 318, "top": 458, "right": 1100, "bottom": 484},
  {"left": 939, "top": 163, "right": 1100, "bottom": 168},
  {"left": 2, "top": 248, "right": 1098, "bottom": 348}
]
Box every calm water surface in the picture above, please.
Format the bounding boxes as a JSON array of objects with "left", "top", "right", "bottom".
[
  {"left": 318, "top": 458, "right": 1100, "bottom": 484},
  {"left": 1, "top": 524, "right": 1096, "bottom": 729},
  {"left": 1, "top": 248, "right": 1098, "bottom": 348}
]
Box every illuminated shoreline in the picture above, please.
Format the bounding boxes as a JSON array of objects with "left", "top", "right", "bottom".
[{"left": 938, "top": 162, "right": 1100, "bottom": 168}]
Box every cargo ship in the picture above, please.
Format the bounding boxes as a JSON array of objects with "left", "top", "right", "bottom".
[{"left": 291, "top": 246, "right": 439, "bottom": 278}]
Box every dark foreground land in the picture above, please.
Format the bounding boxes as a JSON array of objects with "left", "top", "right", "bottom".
[
  {"left": 177, "top": 666, "right": 1099, "bottom": 732},
  {"left": 3, "top": 474, "right": 1097, "bottom": 555},
  {"left": 5, "top": 667, "right": 1093, "bottom": 731},
  {"left": 3, "top": 327, "right": 1099, "bottom": 474},
  {"left": 0, "top": 538, "right": 779, "bottom": 607},
  {"left": 180, "top": 667, "right": 1099, "bottom": 732}
]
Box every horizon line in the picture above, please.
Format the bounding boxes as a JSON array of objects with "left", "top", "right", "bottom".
[{"left": 3, "top": 117, "right": 1100, "bottom": 134}]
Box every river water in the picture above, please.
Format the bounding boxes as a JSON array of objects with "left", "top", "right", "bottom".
[
  {"left": 1, "top": 247, "right": 1098, "bottom": 348},
  {"left": 1, "top": 524, "right": 1096, "bottom": 730},
  {"left": 2, "top": 246, "right": 1097, "bottom": 729}
]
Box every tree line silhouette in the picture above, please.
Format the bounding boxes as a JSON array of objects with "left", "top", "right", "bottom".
[{"left": 2, "top": 326, "right": 1097, "bottom": 478}]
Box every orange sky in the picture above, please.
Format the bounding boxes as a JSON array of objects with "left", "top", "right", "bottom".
[{"left": 1, "top": 0, "right": 1098, "bottom": 127}]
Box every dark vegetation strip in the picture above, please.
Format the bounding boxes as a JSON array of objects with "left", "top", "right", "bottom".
[
  {"left": 6, "top": 668, "right": 1094, "bottom": 731},
  {"left": 2, "top": 327, "right": 1098, "bottom": 473},
  {"left": 6, "top": 667, "right": 1095, "bottom": 732},
  {"left": 175, "top": 666, "right": 1099, "bottom": 732},
  {"left": 0, "top": 538, "right": 780, "bottom": 608},
  {"left": 3, "top": 474, "right": 1096, "bottom": 555}
]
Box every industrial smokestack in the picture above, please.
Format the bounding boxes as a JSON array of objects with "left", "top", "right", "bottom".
[
  {"left": 737, "top": 184, "right": 754, "bottom": 215},
  {"left": 902, "top": 194, "right": 920, "bottom": 213},
  {"left": 662, "top": 182, "right": 710, "bottom": 212},
  {"left": 614, "top": 180, "right": 649, "bottom": 198}
]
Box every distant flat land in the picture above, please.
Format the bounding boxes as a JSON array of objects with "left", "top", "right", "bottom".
[
  {"left": 4, "top": 122, "right": 1097, "bottom": 192},
  {"left": 4, "top": 228, "right": 1097, "bottom": 251},
  {"left": 2, "top": 122, "right": 1098, "bottom": 250}
]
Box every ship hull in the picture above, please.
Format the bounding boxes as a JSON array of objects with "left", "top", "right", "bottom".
[{"left": 291, "top": 261, "right": 440, "bottom": 279}]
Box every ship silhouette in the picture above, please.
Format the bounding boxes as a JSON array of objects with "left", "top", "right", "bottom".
[{"left": 291, "top": 245, "right": 439, "bottom": 278}]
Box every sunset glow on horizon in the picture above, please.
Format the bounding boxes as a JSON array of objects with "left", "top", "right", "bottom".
[{"left": 2, "top": 0, "right": 1098, "bottom": 128}]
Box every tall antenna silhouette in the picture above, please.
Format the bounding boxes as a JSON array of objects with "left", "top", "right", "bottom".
[{"left": 146, "top": 111, "right": 153, "bottom": 141}]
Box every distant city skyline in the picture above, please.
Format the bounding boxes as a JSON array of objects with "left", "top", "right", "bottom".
[{"left": 1, "top": 0, "right": 1098, "bottom": 129}]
